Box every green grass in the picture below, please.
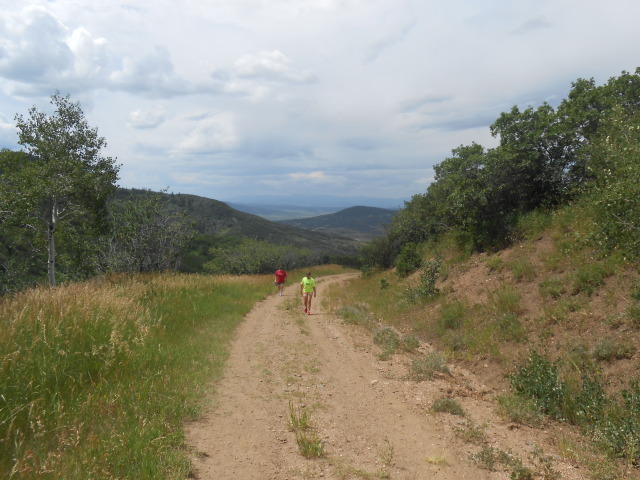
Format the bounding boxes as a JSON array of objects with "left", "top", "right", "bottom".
[
  {"left": 0, "top": 273, "right": 274, "bottom": 479},
  {"left": 431, "top": 397, "right": 465, "bottom": 416}
]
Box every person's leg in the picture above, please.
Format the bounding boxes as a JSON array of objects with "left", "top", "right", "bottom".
[
  {"left": 304, "top": 293, "right": 311, "bottom": 312},
  {"left": 307, "top": 295, "right": 312, "bottom": 314}
]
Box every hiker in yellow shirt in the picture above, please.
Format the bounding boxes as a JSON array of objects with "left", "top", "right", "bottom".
[{"left": 300, "top": 272, "right": 316, "bottom": 315}]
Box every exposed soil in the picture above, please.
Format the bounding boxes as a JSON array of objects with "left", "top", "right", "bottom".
[{"left": 185, "top": 273, "right": 590, "bottom": 480}]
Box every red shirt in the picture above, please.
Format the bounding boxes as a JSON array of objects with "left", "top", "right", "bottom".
[{"left": 275, "top": 270, "right": 287, "bottom": 283}]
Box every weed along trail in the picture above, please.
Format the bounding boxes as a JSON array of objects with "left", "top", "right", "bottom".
[{"left": 185, "top": 273, "right": 586, "bottom": 480}]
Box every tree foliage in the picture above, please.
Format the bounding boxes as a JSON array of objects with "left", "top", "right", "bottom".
[
  {"left": 2, "top": 93, "right": 119, "bottom": 287},
  {"left": 203, "top": 237, "right": 317, "bottom": 275},
  {"left": 103, "top": 191, "right": 196, "bottom": 273},
  {"left": 365, "top": 67, "right": 640, "bottom": 269},
  {"left": 586, "top": 107, "right": 640, "bottom": 258}
]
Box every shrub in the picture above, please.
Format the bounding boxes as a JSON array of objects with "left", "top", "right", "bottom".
[
  {"left": 485, "top": 256, "right": 505, "bottom": 273},
  {"left": 509, "top": 350, "right": 566, "bottom": 420},
  {"left": 572, "top": 262, "right": 609, "bottom": 295},
  {"left": 539, "top": 277, "right": 566, "bottom": 299},
  {"left": 590, "top": 338, "right": 635, "bottom": 362},
  {"left": 489, "top": 284, "right": 522, "bottom": 315},
  {"left": 399, "top": 334, "right": 420, "bottom": 352},
  {"left": 497, "top": 393, "right": 545, "bottom": 426},
  {"left": 338, "top": 304, "right": 375, "bottom": 330},
  {"left": 496, "top": 313, "right": 527, "bottom": 343},
  {"left": 432, "top": 397, "right": 464, "bottom": 416},
  {"left": 395, "top": 243, "right": 423, "bottom": 278},
  {"left": 373, "top": 326, "right": 400, "bottom": 359},
  {"left": 587, "top": 108, "right": 640, "bottom": 259},
  {"left": 410, "top": 352, "right": 449, "bottom": 381},
  {"left": 406, "top": 258, "right": 442, "bottom": 302},
  {"left": 439, "top": 299, "right": 466, "bottom": 330},
  {"left": 509, "top": 258, "right": 535, "bottom": 282},
  {"left": 627, "top": 302, "right": 640, "bottom": 328}
]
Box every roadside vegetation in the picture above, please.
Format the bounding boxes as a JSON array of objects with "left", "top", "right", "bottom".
[
  {"left": 0, "top": 273, "right": 272, "bottom": 478},
  {"left": 0, "top": 266, "right": 345, "bottom": 478},
  {"left": 325, "top": 68, "right": 640, "bottom": 478}
]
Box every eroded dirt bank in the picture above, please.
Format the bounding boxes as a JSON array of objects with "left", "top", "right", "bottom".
[{"left": 185, "top": 273, "right": 586, "bottom": 480}]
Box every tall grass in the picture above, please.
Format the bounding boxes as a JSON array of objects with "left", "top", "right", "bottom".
[{"left": 0, "top": 273, "right": 274, "bottom": 479}]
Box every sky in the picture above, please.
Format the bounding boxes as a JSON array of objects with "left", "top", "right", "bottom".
[{"left": 1, "top": 0, "right": 639, "bottom": 208}]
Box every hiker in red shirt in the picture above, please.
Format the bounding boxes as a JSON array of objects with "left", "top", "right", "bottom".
[{"left": 274, "top": 269, "right": 287, "bottom": 296}]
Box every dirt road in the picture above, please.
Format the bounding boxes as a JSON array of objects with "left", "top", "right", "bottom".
[{"left": 186, "top": 273, "right": 585, "bottom": 479}]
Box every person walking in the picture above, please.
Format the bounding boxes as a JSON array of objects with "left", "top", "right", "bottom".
[
  {"left": 274, "top": 268, "right": 287, "bottom": 296},
  {"left": 300, "top": 272, "right": 316, "bottom": 315}
]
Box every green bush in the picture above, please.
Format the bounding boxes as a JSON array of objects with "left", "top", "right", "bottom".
[
  {"left": 489, "top": 284, "right": 522, "bottom": 315},
  {"left": 538, "top": 277, "right": 566, "bottom": 299},
  {"left": 338, "top": 304, "right": 375, "bottom": 330},
  {"left": 399, "top": 334, "right": 420, "bottom": 352},
  {"left": 509, "top": 258, "right": 535, "bottom": 282},
  {"left": 587, "top": 108, "right": 640, "bottom": 259},
  {"left": 497, "top": 393, "right": 545, "bottom": 426},
  {"left": 395, "top": 242, "right": 423, "bottom": 278},
  {"left": 439, "top": 299, "right": 466, "bottom": 330},
  {"left": 572, "top": 262, "right": 609, "bottom": 296},
  {"left": 405, "top": 258, "right": 442, "bottom": 302},
  {"left": 509, "top": 350, "right": 566, "bottom": 420}
]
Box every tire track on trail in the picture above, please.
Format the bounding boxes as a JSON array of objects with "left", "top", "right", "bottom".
[{"left": 185, "top": 273, "right": 586, "bottom": 480}]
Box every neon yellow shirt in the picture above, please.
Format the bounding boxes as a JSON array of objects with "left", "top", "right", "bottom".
[{"left": 300, "top": 276, "right": 316, "bottom": 293}]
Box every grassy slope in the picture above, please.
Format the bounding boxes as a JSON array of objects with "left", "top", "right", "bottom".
[
  {"left": 0, "top": 266, "right": 352, "bottom": 479},
  {"left": 326, "top": 206, "right": 640, "bottom": 477}
]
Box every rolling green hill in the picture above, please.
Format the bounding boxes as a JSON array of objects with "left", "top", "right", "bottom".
[
  {"left": 279, "top": 206, "right": 397, "bottom": 242},
  {"left": 115, "top": 188, "right": 359, "bottom": 255}
]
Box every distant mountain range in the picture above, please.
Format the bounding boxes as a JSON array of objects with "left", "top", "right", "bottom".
[
  {"left": 116, "top": 188, "right": 359, "bottom": 255},
  {"left": 115, "top": 190, "right": 398, "bottom": 273},
  {"left": 226, "top": 202, "right": 341, "bottom": 221},
  {"left": 279, "top": 206, "right": 397, "bottom": 242}
]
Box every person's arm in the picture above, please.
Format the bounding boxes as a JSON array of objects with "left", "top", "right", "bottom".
[{"left": 313, "top": 286, "right": 317, "bottom": 297}]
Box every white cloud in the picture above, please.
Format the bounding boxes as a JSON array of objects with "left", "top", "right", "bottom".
[
  {"left": 127, "top": 106, "right": 167, "bottom": 129},
  {"left": 234, "top": 50, "right": 317, "bottom": 84},
  {"left": 177, "top": 113, "right": 239, "bottom": 154},
  {"left": 1, "top": 0, "right": 639, "bottom": 204},
  {"left": 288, "top": 171, "right": 334, "bottom": 182},
  {"left": 0, "top": 113, "right": 17, "bottom": 147},
  {"left": 0, "top": 6, "right": 73, "bottom": 82}
]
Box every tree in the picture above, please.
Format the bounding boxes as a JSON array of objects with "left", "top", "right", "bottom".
[
  {"left": 586, "top": 107, "right": 640, "bottom": 258},
  {"left": 203, "top": 237, "right": 315, "bottom": 275},
  {"left": 12, "top": 92, "right": 119, "bottom": 286},
  {"left": 104, "top": 190, "right": 196, "bottom": 273}
]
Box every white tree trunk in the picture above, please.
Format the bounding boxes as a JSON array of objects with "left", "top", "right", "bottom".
[{"left": 47, "top": 201, "right": 57, "bottom": 286}]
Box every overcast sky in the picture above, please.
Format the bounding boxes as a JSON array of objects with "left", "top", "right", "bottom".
[{"left": 1, "top": 1, "right": 639, "bottom": 207}]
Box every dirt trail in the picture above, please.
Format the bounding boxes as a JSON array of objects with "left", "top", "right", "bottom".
[{"left": 186, "top": 273, "right": 586, "bottom": 480}]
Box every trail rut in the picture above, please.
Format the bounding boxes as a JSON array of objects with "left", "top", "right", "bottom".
[{"left": 185, "top": 273, "right": 586, "bottom": 479}]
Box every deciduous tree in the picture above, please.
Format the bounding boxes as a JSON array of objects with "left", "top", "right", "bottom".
[{"left": 12, "top": 92, "right": 119, "bottom": 286}]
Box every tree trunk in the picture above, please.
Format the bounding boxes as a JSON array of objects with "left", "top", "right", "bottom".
[{"left": 47, "top": 202, "right": 57, "bottom": 286}]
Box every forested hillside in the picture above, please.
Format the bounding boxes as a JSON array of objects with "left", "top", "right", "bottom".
[
  {"left": 363, "top": 67, "right": 640, "bottom": 270},
  {"left": 0, "top": 94, "right": 359, "bottom": 293},
  {"left": 279, "top": 206, "right": 397, "bottom": 241}
]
